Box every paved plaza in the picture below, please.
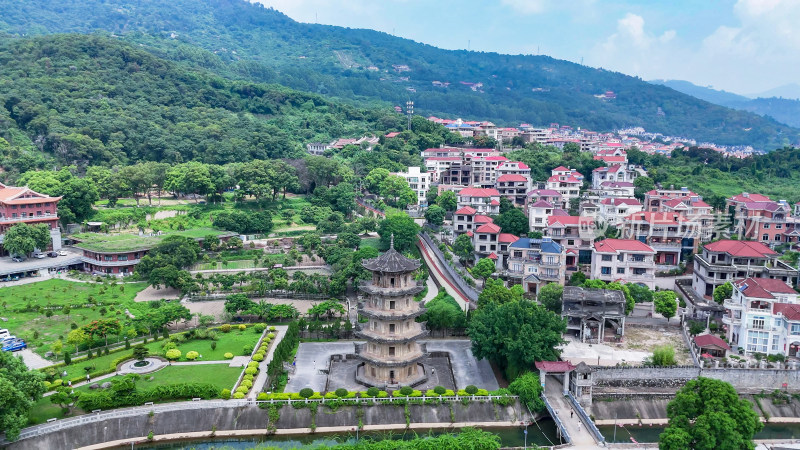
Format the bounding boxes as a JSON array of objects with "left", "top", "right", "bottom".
[{"left": 285, "top": 339, "right": 498, "bottom": 393}]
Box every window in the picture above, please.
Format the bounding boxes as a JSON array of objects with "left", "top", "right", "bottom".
[
  {"left": 763, "top": 234, "right": 769, "bottom": 241},
  {"left": 633, "top": 268, "right": 648, "bottom": 275},
  {"left": 389, "top": 301, "right": 396, "bottom": 310},
  {"left": 632, "top": 254, "right": 645, "bottom": 262},
  {"left": 764, "top": 223, "right": 770, "bottom": 229},
  {"left": 776, "top": 223, "right": 783, "bottom": 229},
  {"left": 104, "top": 255, "right": 113, "bottom": 261},
  {"left": 388, "top": 347, "right": 395, "bottom": 356},
  {"left": 752, "top": 317, "right": 765, "bottom": 330},
  {"left": 602, "top": 255, "right": 612, "bottom": 262},
  {"left": 601, "top": 267, "right": 611, "bottom": 275},
  {"left": 772, "top": 335, "right": 779, "bottom": 351},
  {"left": 617, "top": 268, "right": 625, "bottom": 274},
  {"left": 408, "top": 367, "right": 413, "bottom": 376},
  {"left": 791, "top": 324, "right": 800, "bottom": 335},
  {"left": 746, "top": 331, "right": 769, "bottom": 353},
  {"left": 118, "top": 255, "right": 128, "bottom": 261},
  {"left": 567, "top": 240, "right": 575, "bottom": 246},
  {"left": 389, "top": 324, "right": 395, "bottom": 334}
]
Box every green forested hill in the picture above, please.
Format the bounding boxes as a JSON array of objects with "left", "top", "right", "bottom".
[
  {"left": 0, "top": 34, "right": 406, "bottom": 173},
  {"left": 0, "top": 0, "right": 797, "bottom": 150}
]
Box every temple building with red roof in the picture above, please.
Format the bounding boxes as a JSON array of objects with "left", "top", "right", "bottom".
[
  {"left": 692, "top": 239, "right": 798, "bottom": 299},
  {"left": 724, "top": 277, "right": 800, "bottom": 358},
  {"left": 0, "top": 182, "right": 62, "bottom": 255}
]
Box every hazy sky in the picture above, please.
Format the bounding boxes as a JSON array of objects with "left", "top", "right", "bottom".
[{"left": 252, "top": 0, "right": 800, "bottom": 96}]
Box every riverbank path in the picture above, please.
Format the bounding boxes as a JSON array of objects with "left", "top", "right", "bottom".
[{"left": 544, "top": 379, "right": 598, "bottom": 449}]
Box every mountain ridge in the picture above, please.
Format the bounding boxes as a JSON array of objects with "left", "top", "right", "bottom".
[{"left": 0, "top": 0, "right": 797, "bottom": 150}]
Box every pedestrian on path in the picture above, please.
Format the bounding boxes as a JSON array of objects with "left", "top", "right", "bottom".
[
  {"left": 570, "top": 410, "right": 574, "bottom": 418},
  {"left": 577, "top": 422, "right": 581, "bottom": 432}
]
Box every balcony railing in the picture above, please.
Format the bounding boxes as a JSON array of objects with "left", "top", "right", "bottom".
[
  {"left": 723, "top": 300, "right": 743, "bottom": 310},
  {"left": 0, "top": 214, "right": 59, "bottom": 223},
  {"left": 721, "top": 315, "right": 741, "bottom": 326}
]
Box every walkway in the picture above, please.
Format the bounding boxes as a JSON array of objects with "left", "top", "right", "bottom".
[
  {"left": 417, "top": 236, "right": 470, "bottom": 310},
  {"left": 422, "top": 276, "right": 439, "bottom": 303},
  {"left": 248, "top": 325, "right": 287, "bottom": 398},
  {"left": 16, "top": 349, "right": 52, "bottom": 370},
  {"left": 543, "top": 379, "right": 597, "bottom": 449}
]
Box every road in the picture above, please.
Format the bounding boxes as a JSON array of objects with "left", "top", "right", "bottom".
[{"left": 417, "top": 236, "right": 471, "bottom": 310}]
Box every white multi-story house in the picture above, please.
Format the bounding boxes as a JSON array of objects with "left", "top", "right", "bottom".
[
  {"left": 471, "top": 156, "right": 509, "bottom": 186},
  {"left": 526, "top": 189, "right": 564, "bottom": 210},
  {"left": 496, "top": 161, "right": 531, "bottom": 179},
  {"left": 393, "top": 167, "right": 430, "bottom": 206},
  {"left": 591, "top": 238, "right": 656, "bottom": 289},
  {"left": 528, "top": 200, "right": 567, "bottom": 233},
  {"left": 597, "top": 198, "right": 643, "bottom": 227},
  {"left": 591, "top": 164, "right": 640, "bottom": 190},
  {"left": 457, "top": 187, "right": 501, "bottom": 215},
  {"left": 424, "top": 157, "right": 461, "bottom": 182},
  {"left": 306, "top": 142, "right": 331, "bottom": 156},
  {"left": 546, "top": 166, "right": 583, "bottom": 204},
  {"left": 692, "top": 240, "right": 799, "bottom": 300},
  {"left": 724, "top": 277, "right": 800, "bottom": 357}
]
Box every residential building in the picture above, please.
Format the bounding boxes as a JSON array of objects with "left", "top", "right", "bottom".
[
  {"left": 644, "top": 187, "right": 715, "bottom": 243},
  {"left": 591, "top": 238, "right": 656, "bottom": 289},
  {"left": 0, "top": 183, "right": 62, "bottom": 255},
  {"left": 472, "top": 223, "right": 501, "bottom": 262},
  {"left": 528, "top": 201, "right": 568, "bottom": 233},
  {"left": 504, "top": 237, "right": 565, "bottom": 294},
  {"left": 546, "top": 166, "right": 583, "bottom": 204},
  {"left": 692, "top": 240, "right": 799, "bottom": 299},
  {"left": 596, "top": 198, "right": 643, "bottom": 228},
  {"left": 424, "top": 157, "right": 460, "bottom": 182},
  {"left": 725, "top": 195, "right": 799, "bottom": 245},
  {"left": 620, "top": 211, "right": 699, "bottom": 266},
  {"left": 306, "top": 142, "right": 330, "bottom": 156},
  {"left": 495, "top": 174, "right": 529, "bottom": 206},
  {"left": 440, "top": 163, "right": 473, "bottom": 186},
  {"left": 526, "top": 189, "right": 564, "bottom": 210},
  {"left": 471, "top": 156, "right": 509, "bottom": 186},
  {"left": 393, "top": 167, "right": 430, "bottom": 206},
  {"left": 545, "top": 215, "right": 596, "bottom": 268},
  {"left": 562, "top": 286, "right": 627, "bottom": 343},
  {"left": 496, "top": 161, "right": 531, "bottom": 179},
  {"left": 597, "top": 182, "right": 635, "bottom": 198},
  {"left": 80, "top": 248, "right": 149, "bottom": 276},
  {"left": 453, "top": 206, "right": 477, "bottom": 234},
  {"left": 591, "top": 164, "right": 640, "bottom": 190},
  {"left": 457, "top": 187, "right": 501, "bottom": 215},
  {"left": 723, "top": 277, "right": 800, "bottom": 358}
]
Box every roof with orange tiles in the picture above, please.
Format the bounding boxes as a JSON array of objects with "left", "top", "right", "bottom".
[
  {"left": 473, "top": 215, "right": 494, "bottom": 224},
  {"left": 454, "top": 206, "right": 477, "bottom": 215},
  {"left": 704, "top": 240, "right": 777, "bottom": 257},
  {"left": 593, "top": 238, "right": 655, "bottom": 253},
  {"left": 487, "top": 252, "right": 498, "bottom": 260},
  {"left": 475, "top": 223, "right": 502, "bottom": 233},
  {"left": 663, "top": 198, "right": 711, "bottom": 209},
  {"left": 458, "top": 187, "right": 501, "bottom": 197},
  {"left": 499, "top": 233, "right": 519, "bottom": 244},
  {"left": 600, "top": 198, "right": 641, "bottom": 206},
  {"left": 693, "top": 334, "right": 730, "bottom": 351},
  {"left": 0, "top": 186, "right": 61, "bottom": 204},
  {"left": 773, "top": 303, "right": 800, "bottom": 321},
  {"left": 548, "top": 175, "right": 582, "bottom": 184},
  {"left": 552, "top": 166, "right": 570, "bottom": 172},
  {"left": 490, "top": 200, "right": 500, "bottom": 205},
  {"left": 734, "top": 277, "right": 796, "bottom": 299},
  {"left": 535, "top": 361, "right": 575, "bottom": 372},
  {"left": 593, "top": 155, "right": 627, "bottom": 164},
  {"left": 496, "top": 174, "right": 528, "bottom": 182},
  {"left": 529, "top": 200, "right": 554, "bottom": 208},
  {"left": 728, "top": 193, "right": 772, "bottom": 203}
]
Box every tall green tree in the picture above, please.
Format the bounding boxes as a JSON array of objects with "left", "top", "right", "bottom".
[
  {"left": 469, "top": 299, "right": 566, "bottom": 379},
  {"left": 2, "top": 223, "right": 51, "bottom": 256},
  {"left": 377, "top": 212, "right": 420, "bottom": 252},
  {"left": 538, "top": 283, "right": 564, "bottom": 313},
  {"left": 654, "top": 290, "right": 678, "bottom": 322},
  {"left": 453, "top": 234, "right": 474, "bottom": 263},
  {"left": 660, "top": 377, "right": 762, "bottom": 450},
  {"left": 424, "top": 205, "right": 446, "bottom": 226},
  {"left": 0, "top": 351, "right": 46, "bottom": 441},
  {"left": 436, "top": 190, "right": 457, "bottom": 211},
  {"left": 472, "top": 258, "right": 496, "bottom": 287},
  {"left": 494, "top": 207, "right": 528, "bottom": 237},
  {"left": 713, "top": 282, "right": 733, "bottom": 305}
]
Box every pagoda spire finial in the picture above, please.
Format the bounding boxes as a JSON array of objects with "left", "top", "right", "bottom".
[{"left": 390, "top": 233, "right": 395, "bottom": 250}]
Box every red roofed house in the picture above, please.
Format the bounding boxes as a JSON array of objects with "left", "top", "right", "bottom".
[
  {"left": 644, "top": 187, "right": 716, "bottom": 243},
  {"left": 692, "top": 334, "right": 730, "bottom": 358},
  {"left": 457, "top": 187, "right": 501, "bottom": 215},
  {"left": 725, "top": 194, "right": 799, "bottom": 245},
  {"left": 546, "top": 167, "right": 583, "bottom": 204},
  {"left": 591, "top": 163, "right": 642, "bottom": 190},
  {"left": 0, "top": 183, "right": 62, "bottom": 256},
  {"left": 496, "top": 161, "right": 531, "bottom": 179},
  {"left": 495, "top": 174, "right": 530, "bottom": 206},
  {"left": 528, "top": 200, "right": 567, "bottom": 233},
  {"left": 453, "top": 206, "right": 478, "bottom": 234},
  {"left": 725, "top": 277, "right": 800, "bottom": 357},
  {"left": 597, "top": 198, "right": 643, "bottom": 228},
  {"left": 692, "top": 240, "right": 798, "bottom": 299},
  {"left": 545, "top": 215, "right": 596, "bottom": 268},
  {"left": 472, "top": 222, "right": 503, "bottom": 264},
  {"left": 591, "top": 239, "right": 656, "bottom": 288},
  {"left": 619, "top": 211, "right": 700, "bottom": 266},
  {"left": 471, "top": 155, "right": 509, "bottom": 187}
]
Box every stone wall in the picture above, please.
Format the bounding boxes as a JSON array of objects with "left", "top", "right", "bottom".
[
  {"left": 592, "top": 366, "right": 800, "bottom": 391},
  {"left": 7, "top": 401, "right": 528, "bottom": 450}
]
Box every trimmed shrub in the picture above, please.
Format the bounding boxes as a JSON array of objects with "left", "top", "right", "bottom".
[
  {"left": 220, "top": 324, "right": 232, "bottom": 333},
  {"left": 267, "top": 332, "right": 276, "bottom": 339},
  {"left": 224, "top": 352, "right": 234, "bottom": 359},
  {"left": 335, "top": 388, "right": 348, "bottom": 398},
  {"left": 245, "top": 367, "right": 257, "bottom": 375},
  {"left": 243, "top": 374, "right": 254, "bottom": 382},
  {"left": 238, "top": 324, "right": 247, "bottom": 331},
  {"left": 399, "top": 386, "right": 413, "bottom": 396},
  {"left": 252, "top": 354, "right": 264, "bottom": 362},
  {"left": 247, "top": 361, "right": 260, "bottom": 369},
  {"left": 465, "top": 385, "right": 478, "bottom": 395},
  {"left": 221, "top": 389, "right": 231, "bottom": 398},
  {"left": 257, "top": 392, "right": 269, "bottom": 400},
  {"left": 165, "top": 349, "right": 182, "bottom": 361},
  {"left": 366, "top": 387, "right": 380, "bottom": 397},
  {"left": 241, "top": 380, "right": 253, "bottom": 389},
  {"left": 299, "top": 388, "right": 314, "bottom": 399},
  {"left": 236, "top": 386, "right": 249, "bottom": 394},
  {"left": 269, "top": 326, "right": 276, "bottom": 331},
  {"left": 254, "top": 324, "right": 266, "bottom": 333},
  {"left": 186, "top": 351, "right": 199, "bottom": 361},
  {"left": 233, "top": 392, "right": 245, "bottom": 399},
  {"left": 434, "top": 386, "right": 446, "bottom": 395},
  {"left": 242, "top": 345, "right": 254, "bottom": 356}
]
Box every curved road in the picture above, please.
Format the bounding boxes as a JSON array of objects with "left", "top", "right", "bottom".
[{"left": 416, "top": 236, "right": 472, "bottom": 310}]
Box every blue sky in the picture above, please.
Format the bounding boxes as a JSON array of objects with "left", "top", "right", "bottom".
[{"left": 252, "top": 0, "right": 800, "bottom": 96}]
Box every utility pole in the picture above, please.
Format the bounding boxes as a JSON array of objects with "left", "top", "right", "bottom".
[{"left": 406, "top": 100, "right": 414, "bottom": 131}]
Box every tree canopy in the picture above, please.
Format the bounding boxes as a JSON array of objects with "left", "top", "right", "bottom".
[
  {"left": 2, "top": 223, "right": 51, "bottom": 256},
  {"left": 660, "top": 377, "right": 762, "bottom": 450},
  {"left": 0, "top": 352, "right": 46, "bottom": 441},
  {"left": 378, "top": 212, "right": 420, "bottom": 252}
]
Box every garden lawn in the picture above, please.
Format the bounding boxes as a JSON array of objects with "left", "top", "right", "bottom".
[
  {"left": 0, "top": 279, "right": 149, "bottom": 356},
  {"left": 359, "top": 237, "right": 381, "bottom": 250},
  {"left": 144, "top": 328, "right": 263, "bottom": 361},
  {"left": 58, "top": 348, "right": 136, "bottom": 381}
]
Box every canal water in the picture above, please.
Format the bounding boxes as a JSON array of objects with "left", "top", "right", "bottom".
[
  {"left": 598, "top": 422, "right": 800, "bottom": 444},
  {"left": 138, "top": 422, "right": 563, "bottom": 449}
]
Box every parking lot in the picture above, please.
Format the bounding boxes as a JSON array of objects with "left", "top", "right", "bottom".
[{"left": 0, "top": 247, "right": 83, "bottom": 279}]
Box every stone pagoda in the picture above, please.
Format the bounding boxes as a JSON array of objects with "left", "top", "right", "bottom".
[{"left": 355, "top": 236, "right": 428, "bottom": 388}]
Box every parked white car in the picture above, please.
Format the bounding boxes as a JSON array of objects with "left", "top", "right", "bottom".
[
  {"left": 58, "top": 250, "right": 68, "bottom": 256},
  {"left": 33, "top": 252, "right": 46, "bottom": 259}
]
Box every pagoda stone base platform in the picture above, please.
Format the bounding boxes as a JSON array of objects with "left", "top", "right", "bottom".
[
  {"left": 326, "top": 353, "right": 456, "bottom": 392},
  {"left": 354, "top": 362, "right": 428, "bottom": 390}
]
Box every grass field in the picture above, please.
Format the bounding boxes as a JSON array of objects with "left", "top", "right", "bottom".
[
  {"left": 71, "top": 228, "right": 230, "bottom": 252},
  {"left": 0, "top": 279, "right": 149, "bottom": 356},
  {"left": 28, "top": 365, "right": 243, "bottom": 425},
  {"left": 359, "top": 237, "right": 382, "bottom": 250}
]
